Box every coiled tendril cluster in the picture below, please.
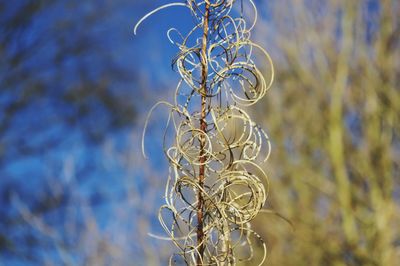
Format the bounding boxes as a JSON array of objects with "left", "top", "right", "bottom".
[{"left": 136, "top": 0, "right": 274, "bottom": 265}]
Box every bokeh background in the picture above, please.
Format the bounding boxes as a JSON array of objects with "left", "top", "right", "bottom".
[{"left": 0, "top": 0, "right": 399, "bottom": 265}]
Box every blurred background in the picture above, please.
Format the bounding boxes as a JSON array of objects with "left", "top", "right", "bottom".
[{"left": 0, "top": 0, "right": 399, "bottom": 265}]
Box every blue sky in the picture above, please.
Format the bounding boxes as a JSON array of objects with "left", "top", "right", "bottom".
[{"left": 0, "top": 1, "right": 185, "bottom": 264}]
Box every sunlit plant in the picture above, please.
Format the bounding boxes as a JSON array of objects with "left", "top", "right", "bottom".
[{"left": 136, "top": 0, "right": 274, "bottom": 264}]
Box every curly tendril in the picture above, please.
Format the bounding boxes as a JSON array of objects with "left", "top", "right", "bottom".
[{"left": 136, "top": 0, "right": 274, "bottom": 265}]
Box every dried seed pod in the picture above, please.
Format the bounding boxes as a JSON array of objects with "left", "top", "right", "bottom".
[{"left": 136, "top": 1, "right": 274, "bottom": 265}]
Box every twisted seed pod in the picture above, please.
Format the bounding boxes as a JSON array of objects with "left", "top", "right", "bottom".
[{"left": 137, "top": 1, "right": 274, "bottom": 265}]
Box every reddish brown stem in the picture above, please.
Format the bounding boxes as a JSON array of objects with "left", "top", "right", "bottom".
[{"left": 197, "top": 2, "right": 210, "bottom": 265}]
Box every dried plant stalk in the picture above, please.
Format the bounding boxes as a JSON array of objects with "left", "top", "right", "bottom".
[{"left": 136, "top": 1, "right": 274, "bottom": 265}]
